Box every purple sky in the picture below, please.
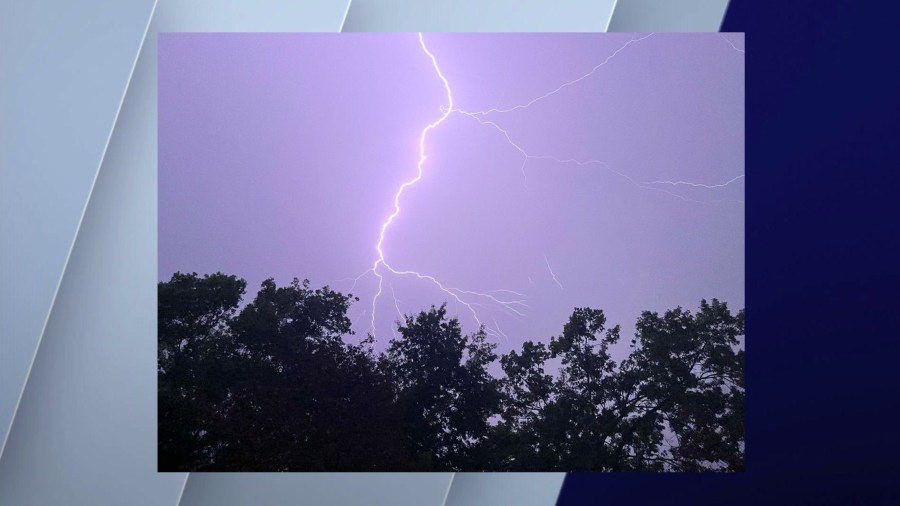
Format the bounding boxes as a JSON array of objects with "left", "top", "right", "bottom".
[{"left": 159, "top": 33, "right": 744, "bottom": 357}]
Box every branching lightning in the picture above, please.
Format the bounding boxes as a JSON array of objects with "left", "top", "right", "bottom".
[
  {"left": 364, "top": 33, "right": 527, "bottom": 344},
  {"left": 449, "top": 32, "right": 744, "bottom": 201},
  {"left": 454, "top": 109, "right": 744, "bottom": 203},
  {"left": 350, "top": 32, "right": 743, "bottom": 345}
]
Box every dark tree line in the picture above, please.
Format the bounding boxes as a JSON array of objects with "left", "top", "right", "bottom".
[{"left": 159, "top": 272, "right": 744, "bottom": 472}]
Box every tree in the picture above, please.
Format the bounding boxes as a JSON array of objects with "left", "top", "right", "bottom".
[
  {"left": 621, "top": 299, "right": 745, "bottom": 471},
  {"left": 549, "top": 308, "right": 625, "bottom": 470},
  {"left": 384, "top": 304, "right": 502, "bottom": 470},
  {"left": 494, "top": 301, "right": 745, "bottom": 472},
  {"left": 157, "top": 272, "right": 246, "bottom": 470},
  {"left": 158, "top": 271, "right": 744, "bottom": 472},
  {"left": 158, "top": 274, "right": 414, "bottom": 471},
  {"left": 494, "top": 339, "right": 556, "bottom": 470}
]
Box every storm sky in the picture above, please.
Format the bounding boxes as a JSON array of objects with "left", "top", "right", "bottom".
[{"left": 158, "top": 33, "right": 744, "bottom": 356}]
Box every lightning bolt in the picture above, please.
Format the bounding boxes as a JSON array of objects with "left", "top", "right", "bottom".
[
  {"left": 352, "top": 32, "right": 742, "bottom": 345},
  {"left": 365, "top": 33, "right": 526, "bottom": 344},
  {"left": 368, "top": 33, "right": 454, "bottom": 339},
  {"left": 544, "top": 254, "right": 564, "bottom": 290}
]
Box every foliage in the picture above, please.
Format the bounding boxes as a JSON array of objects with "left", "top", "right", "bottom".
[{"left": 158, "top": 272, "right": 744, "bottom": 472}]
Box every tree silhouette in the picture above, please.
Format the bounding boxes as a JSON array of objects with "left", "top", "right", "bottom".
[
  {"left": 158, "top": 272, "right": 246, "bottom": 469},
  {"left": 384, "top": 304, "right": 502, "bottom": 470},
  {"left": 158, "top": 272, "right": 744, "bottom": 472}
]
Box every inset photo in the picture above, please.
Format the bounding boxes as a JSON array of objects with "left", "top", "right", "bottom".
[{"left": 158, "top": 32, "right": 744, "bottom": 472}]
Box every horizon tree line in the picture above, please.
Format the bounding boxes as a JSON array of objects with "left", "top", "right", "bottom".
[{"left": 159, "top": 271, "right": 744, "bottom": 472}]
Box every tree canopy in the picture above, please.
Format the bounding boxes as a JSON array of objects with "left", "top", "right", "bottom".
[{"left": 159, "top": 272, "right": 744, "bottom": 472}]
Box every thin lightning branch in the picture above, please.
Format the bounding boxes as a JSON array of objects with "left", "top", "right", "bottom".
[
  {"left": 529, "top": 155, "right": 639, "bottom": 185},
  {"left": 492, "top": 317, "right": 510, "bottom": 344},
  {"left": 336, "top": 267, "right": 374, "bottom": 294},
  {"left": 389, "top": 282, "right": 403, "bottom": 339},
  {"left": 531, "top": 156, "right": 745, "bottom": 205},
  {"left": 453, "top": 108, "right": 531, "bottom": 186},
  {"left": 369, "top": 273, "right": 383, "bottom": 337},
  {"left": 490, "top": 288, "right": 527, "bottom": 297},
  {"left": 544, "top": 254, "right": 564, "bottom": 290},
  {"left": 455, "top": 110, "right": 744, "bottom": 204},
  {"left": 389, "top": 282, "right": 404, "bottom": 322},
  {"left": 392, "top": 264, "right": 487, "bottom": 325},
  {"left": 333, "top": 268, "right": 375, "bottom": 326},
  {"left": 463, "top": 33, "right": 655, "bottom": 117},
  {"left": 384, "top": 264, "right": 524, "bottom": 331},
  {"left": 645, "top": 174, "right": 745, "bottom": 189},
  {"left": 720, "top": 34, "right": 745, "bottom": 54},
  {"left": 445, "top": 286, "right": 527, "bottom": 316}
]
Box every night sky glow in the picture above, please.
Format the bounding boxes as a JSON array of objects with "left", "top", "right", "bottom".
[{"left": 159, "top": 33, "right": 744, "bottom": 357}]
